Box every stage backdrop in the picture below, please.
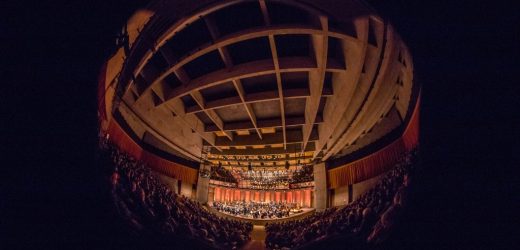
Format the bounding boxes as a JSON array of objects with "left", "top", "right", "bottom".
[{"left": 212, "top": 187, "right": 312, "bottom": 208}]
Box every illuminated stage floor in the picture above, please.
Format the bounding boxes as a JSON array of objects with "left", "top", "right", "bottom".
[{"left": 209, "top": 207, "right": 315, "bottom": 225}]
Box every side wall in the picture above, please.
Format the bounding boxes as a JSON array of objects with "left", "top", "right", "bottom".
[
  {"left": 181, "top": 182, "right": 194, "bottom": 198},
  {"left": 327, "top": 94, "right": 419, "bottom": 189},
  {"left": 332, "top": 186, "right": 348, "bottom": 207},
  {"left": 153, "top": 171, "right": 179, "bottom": 193},
  {"left": 352, "top": 174, "right": 383, "bottom": 201},
  {"left": 105, "top": 119, "right": 199, "bottom": 184}
]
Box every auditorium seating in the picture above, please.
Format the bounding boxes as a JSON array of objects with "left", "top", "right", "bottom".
[
  {"left": 211, "top": 165, "right": 238, "bottom": 183},
  {"left": 290, "top": 165, "right": 314, "bottom": 184},
  {"left": 100, "top": 136, "right": 416, "bottom": 249},
  {"left": 265, "top": 150, "right": 417, "bottom": 249},
  {"left": 101, "top": 140, "right": 253, "bottom": 249}
]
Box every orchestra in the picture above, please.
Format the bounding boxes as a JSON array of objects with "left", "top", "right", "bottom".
[{"left": 212, "top": 201, "right": 303, "bottom": 219}]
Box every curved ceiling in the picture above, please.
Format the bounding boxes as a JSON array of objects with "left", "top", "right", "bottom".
[{"left": 108, "top": 0, "right": 415, "bottom": 170}]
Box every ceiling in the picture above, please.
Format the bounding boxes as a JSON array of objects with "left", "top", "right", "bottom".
[{"left": 111, "top": 0, "right": 415, "bottom": 171}]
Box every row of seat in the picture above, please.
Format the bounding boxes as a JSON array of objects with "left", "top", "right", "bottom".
[
  {"left": 265, "top": 150, "right": 417, "bottom": 249},
  {"left": 102, "top": 141, "right": 253, "bottom": 249}
]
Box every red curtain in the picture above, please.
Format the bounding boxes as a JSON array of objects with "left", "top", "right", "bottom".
[
  {"left": 214, "top": 187, "right": 221, "bottom": 202},
  {"left": 225, "top": 189, "right": 230, "bottom": 201},
  {"left": 304, "top": 189, "right": 311, "bottom": 207},
  {"left": 97, "top": 62, "right": 108, "bottom": 122},
  {"left": 402, "top": 95, "right": 420, "bottom": 151},
  {"left": 212, "top": 188, "right": 312, "bottom": 207},
  {"left": 295, "top": 191, "right": 301, "bottom": 205},
  {"left": 107, "top": 120, "right": 199, "bottom": 184},
  {"left": 234, "top": 190, "right": 240, "bottom": 201},
  {"left": 245, "top": 191, "right": 250, "bottom": 202}
]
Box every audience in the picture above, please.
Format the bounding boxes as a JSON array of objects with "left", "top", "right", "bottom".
[
  {"left": 211, "top": 165, "right": 237, "bottom": 183},
  {"left": 99, "top": 136, "right": 417, "bottom": 249},
  {"left": 290, "top": 165, "right": 314, "bottom": 184},
  {"left": 101, "top": 140, "right": 252, "bottom": 249},
  {"left": 265, "top": 150, "right": 418, "bottom": 249}
]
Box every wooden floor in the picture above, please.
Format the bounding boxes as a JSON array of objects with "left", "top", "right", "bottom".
[
  {"left": 206, "top": 206, "right": 315, "bottom": 249},
  {"left": 242, "top": 225, "right": 266, "bottom": 250}
]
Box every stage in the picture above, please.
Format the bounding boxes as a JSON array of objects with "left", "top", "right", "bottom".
[{"left": 208, "top": 206, "right": 315, "bottom": 226}]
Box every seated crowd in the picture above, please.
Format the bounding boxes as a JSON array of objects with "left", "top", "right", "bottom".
[
  {"left": 210, "top": 165, "right": 237, "bottom": 183},
  {"left": 265, "top": 150, "right": 417, "bottom": 249},
  {"left": 102, "top": 141, "right": 253, "bottom": 249},
  {"left": 212, "top": 201, "right": 301, "bottom": 219},
  {"left": 290, "top": 165, "right": 314, "bottom": 184}
]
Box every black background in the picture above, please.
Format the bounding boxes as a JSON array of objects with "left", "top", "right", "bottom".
[{"left": 3, "top": 0, "right": 517, "bottom": 248}]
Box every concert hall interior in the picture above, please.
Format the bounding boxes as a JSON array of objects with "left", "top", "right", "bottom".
[
  {"left": 95, "top": 0, "right": 422, "bottom": 249},
  {"left": 5, "top": 0, "right": 515, "bottom": 248}
]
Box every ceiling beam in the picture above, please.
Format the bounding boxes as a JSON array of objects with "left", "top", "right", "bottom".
[
  {"left": 258, "top": 0, "right": 271, "bottom": 25},
  {"left": 190, "top": 90, "right": 234, "bottom": 141},
  {"left": 203, "top": 15, "right": 233, "bottom": 68},
  {"left": 209, "top": 142, "right": 316, "bottom": 156},
  {"left": 130, "top": 22, "right": 362, "bottom": 104},
  {"left": 163, "top": 97, "right": 220, "bottom": 151},
  {"left": 172, "top": 66, "right": 233, "bottom": 142},
  {"left": 184, "top": 87, "right": 333, "bottom": 114},
  {"left": 128, "top": 64, "right": 221, "bottom": 154},
  {"left": 157, "top": 57, "right": 317, "bottom": 107},
  {"left": 233, "top": 79, "right": 263, "bottom": 139},
  {"left": 259, "top": 0, "right": 287, "bottom": 149},
  {"left": 203, "top": 15, "right": 263, "bottom": 140},
  {"left": 324, "top": 23, "right": 397, "bottom": 160},
  {"left": 186, "top": 96, "right": 242, "bottom": 113},
  {"left": 312, "top": 17, "right": 370, "bottom": 160},
  {"left": 322, "top": 20, "right": 388, "bottom": 161},
  {"left": 159, "top": 45, "right": 175, "bottom": 66},
  {"left": 212, "top": 129, "right": 318, "bottom": 147},
  {"left": 302, "top": 16, "right": 328, "bottom": 152},
  {"left": 205, "top": 115, "right": 324, "bottom": 132},
  {"left": 270, "top": 37, "right": 287, "bottom": 149},
  {"left": 135, "top": 25, "right": 331, "bottom": 102}
]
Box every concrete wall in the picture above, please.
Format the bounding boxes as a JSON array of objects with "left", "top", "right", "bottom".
[
  {"left": 352, "top": 174, "right": 383, "bottom": 201},
  {"left": 153, "top": 171, "right": 179, "bottom": 193},
  {"left": 207, "top": 186, "right": 215, "bottom": 205},
  {"left": 332, "top": 186, "right": 349, "bottom": 207},
  {"left": 155, "top": 170, "right": 195, "bottom": 199},
  {"left": 180, "top": 181, "right": 193, "bottom": 198},
  {"left": 336, "top": 106, "right": 402, "bottom": 157},
  {"left": 313, "top": 162, "right": 327, "bottom": 211},
  {"left": 196, "top": 171, "right": 210, "bottom": 204}
]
